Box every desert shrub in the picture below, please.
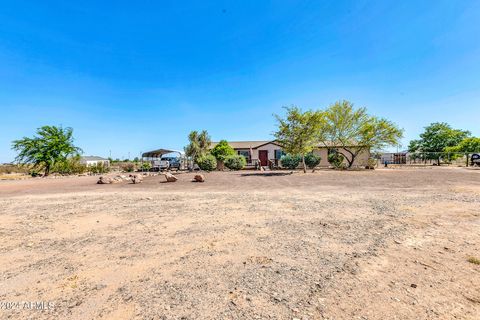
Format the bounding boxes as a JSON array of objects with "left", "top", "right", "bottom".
[
  {"left": 0, "top": 165, "right": 13, "bottom": 174},
  {"left": 29, "top": 169, "right": 41, "bottom": 177},
  {"left": 280, "top": 154, "right": 301, "bottom": 170},
  {"left": 0, "top": 164, "right": 30, "bottom": 174},
  {"left": 141, "top": 162, "right": 152, "bottom": 171},
  {"left": 88, "top": 162, "right": 110, "bottom": 174},
  {"left": 196, "top": 154, "right": 217, "bottom": 171},
  {"left": 224, "top": 154, "right": 246, "bottom": 170},
  {"left": 328, "top": 152, "right": 345, "bottom": 169},
  {"left": 51, "top": 156, "right": 87, "bottom": 175},
  {"left": 304, "top": 153, "right": 321, "bottom": 170},
  {"left": 365, "top": 158, "right": 377, "bottom": 169},
  {"left": 120, "top": 162, "right": 135, "bottom": 172}
]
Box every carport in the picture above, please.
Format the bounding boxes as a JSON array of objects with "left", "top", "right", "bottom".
[
  {"left": 142, "top": 149, "right": 185, "bottom": 171},
  {"left": 142, "top": 148, "right": 183, "bottom": 159}
]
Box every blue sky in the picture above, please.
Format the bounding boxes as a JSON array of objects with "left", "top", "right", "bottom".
[{"left": 1, "top": 1, "right": 479, "bottom": 162}]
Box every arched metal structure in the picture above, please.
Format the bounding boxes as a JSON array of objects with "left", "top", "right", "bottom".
[{"left": 142, "top": 149, "right": 185, "bottom": 171}]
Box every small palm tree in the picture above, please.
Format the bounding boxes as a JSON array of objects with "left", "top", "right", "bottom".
[{"left": 184, "top": 130, "right": 211, "bottom": 162}]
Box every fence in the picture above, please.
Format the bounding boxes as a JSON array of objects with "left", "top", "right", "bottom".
[{"left": 379, "top": 152, "right": 480, "bottom": 167}]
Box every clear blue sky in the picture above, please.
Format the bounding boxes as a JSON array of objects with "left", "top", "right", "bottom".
[{"left": 1, "top": 1, "right": 479, "bottom": 162}]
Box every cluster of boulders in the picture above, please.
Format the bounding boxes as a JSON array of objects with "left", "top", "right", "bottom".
[
  {"left": 141, "top": 172, "right": 160, "bottom": 177},
  {"left": 96, "top": 172, "right": 206, "bottom": 184},
  {"left": 161, "top": 173, "right": 205, "bottom": 183},
  {"left": 129, "top": 174, "right": 143, "bottom": 184},
  {"left": 97, "top": 176, "right": 113, "bottom": 184},
  {"left": 96, "top": 174, "right": 142, "bottom": 184}
]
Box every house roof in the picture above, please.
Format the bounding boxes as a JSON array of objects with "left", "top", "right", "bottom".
[
  {"left": 81, "top": 156, "right": 108, "bottom": 161},
  {"left": 211, "top": 140, "right": 363, "bottom": 149},
  {"left": 210, "top": 141, "right": 282, "bottom": 149}
]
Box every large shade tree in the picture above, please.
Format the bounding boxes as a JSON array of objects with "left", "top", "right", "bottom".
[
  {"left": 274, "top": 106, "right": 322, "bottom": 173},
  {"left": 12, "top": 125, "right": 82, "bottom": 176},
  {"left": 445, "top": 137, "right": 480, "bottom": 154},
  {"left": 444, "top": 137, "right": 480, "bottom": 164},
  {"left": 184, "top": 130, "right": 211, "bottom": 162},
  {"left": 408, "top": 122, "right": 470, "bottom": 165},
  {"left": 317, "top": 100, "right": 403, "bottom": 168}
]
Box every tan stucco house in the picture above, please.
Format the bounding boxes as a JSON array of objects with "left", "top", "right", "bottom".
[{"left": 210, "top": 140, "right": 370, "bottom": 168}]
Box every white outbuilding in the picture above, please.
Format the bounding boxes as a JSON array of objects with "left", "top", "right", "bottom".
[{"left": 80, "top": 156, "right": 110, "bottom": 167}]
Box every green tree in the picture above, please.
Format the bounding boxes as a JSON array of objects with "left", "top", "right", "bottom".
[
  {"left": 274, "top": 106, "right": 322, "bottom": 173},
  {"left": 184, "top": 130, "right": 211, "bottom": 162},
  {"left": 445, "top": 137, "right": 480, "bottom": 153},
  {"left": 51, "top": 155, "right": 87, "bottom": 175},
  {"left": 317, "top": 100, "right": 403, "bottom": 168},
  {"left": 12, "top": 125, "right": 82, "bottom": 176},
  {"left": 408, "top": 122, "right": 470, "bottom": 165},
  {"left": 211, "top": 140, "right": 235, "bottom": 168}
]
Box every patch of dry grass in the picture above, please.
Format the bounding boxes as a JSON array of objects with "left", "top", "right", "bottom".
[
  {"left": 467, "top": 257, "right": 480, "bottom": 265},
  {"left": 0, "top": 164, "right": 30, "bottom": 174},
  {"left": 0, "top": 173, "right": 30, "bottom": 180}
]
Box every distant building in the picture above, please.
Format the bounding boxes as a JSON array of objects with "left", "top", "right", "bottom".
[
  {"left": 80, "top": 156, "right": 110, "bottom": 167},
  {"left": 381, "top": 151, "right": 408, "bottom": 164}
]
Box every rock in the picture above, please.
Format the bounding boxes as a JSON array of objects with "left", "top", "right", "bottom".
[
  {"left": 410, "top": 283, "right": 417, "bottom": 288},
  {"left": 193, "top": 174, "right": 205, "bottom": 182},
  {"left": 129, "top": 174, "right": 143, "bottom": 184},
  {"left": 164, "top": 172, "right": 178, "bottom": 182},
  {"left": 111, "top": 177, "right": 122, "bottom": 183},
  {"left": 97, "top": 177, "right": 112, "bottom": 184}
]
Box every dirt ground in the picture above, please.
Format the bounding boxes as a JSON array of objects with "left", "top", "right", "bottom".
[{"left": 0, "top": 167, "right": 479, "bottom": 320}]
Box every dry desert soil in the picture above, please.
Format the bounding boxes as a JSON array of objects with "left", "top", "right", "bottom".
[{"left": 0, "top": 167, "right": 479, "bottom": 320}]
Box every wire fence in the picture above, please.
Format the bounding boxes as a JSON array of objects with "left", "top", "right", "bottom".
[{"left": 378, "top": 152, "right": 480, "bottom": 167}]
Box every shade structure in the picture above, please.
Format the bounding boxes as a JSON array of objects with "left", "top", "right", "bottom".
[{"left": 141, "top": 149, "right": 184, "bottom": 158}]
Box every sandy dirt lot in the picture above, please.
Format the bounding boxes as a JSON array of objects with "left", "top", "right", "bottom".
[{"left": 0, "top": 168, "right": 479, "bottom": 320}]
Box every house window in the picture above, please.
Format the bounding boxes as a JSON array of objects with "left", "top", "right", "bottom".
[
  {"left": 274, "top": 149, "right": 285, "bottom": 159},
  {"left": 238, "top": 150, "right": 250, "bottom": 161}
]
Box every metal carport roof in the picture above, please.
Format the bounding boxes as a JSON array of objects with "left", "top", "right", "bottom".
[{"left": 141, "top": 149, "right": 184, "bottom": 158}]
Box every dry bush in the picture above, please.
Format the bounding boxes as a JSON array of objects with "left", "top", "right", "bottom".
[{"left": 0, "top": 164, "right": 30, "bottom": 174}]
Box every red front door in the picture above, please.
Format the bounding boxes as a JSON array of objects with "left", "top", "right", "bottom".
[{"left": 259, "top": 150, "right": 268, "bottom": 166}]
